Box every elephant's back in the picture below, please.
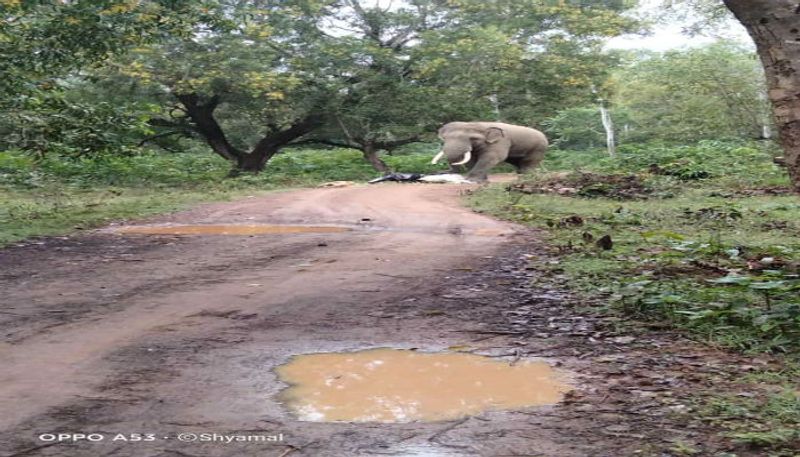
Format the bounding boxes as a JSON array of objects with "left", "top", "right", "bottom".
[
  {"left": 498, "top": 122, "right": 544, "bottom": 134},
  {"left": 476, "top": 121, "right": 543, "bottom": 136},
  {"left": 486, "top": 122, "right": 548, "bottom": 150},
  {"left": 443, "top": 121, "right": 548, "bottom": 149}
]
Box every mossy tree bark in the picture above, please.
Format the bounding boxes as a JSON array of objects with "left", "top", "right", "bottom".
[{"left": 723, "top": 0, "right": 800, "bottom": 192}]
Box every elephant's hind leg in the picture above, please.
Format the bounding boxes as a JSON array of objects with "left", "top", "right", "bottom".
[
  {"left": 518, "top": 151, "right": 544, "bottom": 174},
  {"left": 504, "top": 157, "right": 523, "bottom": 172}
]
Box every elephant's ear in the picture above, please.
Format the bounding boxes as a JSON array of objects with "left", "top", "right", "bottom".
[{"left": 485, "top": 127, "right": 505, "bottom": 144}]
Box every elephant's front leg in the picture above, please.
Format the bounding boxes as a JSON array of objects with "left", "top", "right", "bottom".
[{"left": 466, "top": 154, "right": 503, "bottom": 182}]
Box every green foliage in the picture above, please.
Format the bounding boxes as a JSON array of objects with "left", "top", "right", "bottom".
[
  {"left": 103, "top": 1, "right": 334, "bottom": 158},
  {"left": 98, "top": 0, "right": 639, "bottom": 166},
  {"left": 469, "top": 141, "right": 799, "bottom": 354},
  {"left": 2, "top": 0, "right": 642, "bottom": 169},
  {"left": 701, "top": 389, "right": 800, "bottom": 454},
  {"left": 472, "top": 139, "right": 799, "bottom": 455},
  {"left": 0, "top": 88, "right": 156, "bottom": 157},
  {"left": 437, "top": 0, "right": 638, "bottom": 123},
  {"left": 610, "top": 42, "right": 771, "bottom": 143},
  {"left": 0, "top": 147, "right": 442, "bottom": 189},
  {"left": 542, "top": 43, "right": 772, "bottom": 150},
  {"left": 542, "top": 140, "right": 785, "bottom": 187},
  {"left": 0, "top": 1, "right": 228, "bottom": 164},
  {"left": 543, "top": 106, "right": 633, "bottom": 149},
  {"left": 0, "top": 0, "right": 224, "bottom": 99},
  {"left": 476, "top": 171, "right": 800, "bottom": 455}
]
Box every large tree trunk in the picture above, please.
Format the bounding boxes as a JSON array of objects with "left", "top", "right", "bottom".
[
  {"left": 235, "top": 116, "right": 321, "bottom": 173},
  {"left": 362, "top": 142, "right": 389, "bottom": 173},
  {"left": 723, "top": 0, "right": 800, "bottom": 192},
  {"left": 177, "top": 94, "right": 243, "bottom": 161},
  {"left": 177, "top": 92, "right": 320, "bottom": 174},
  {"left": 235, "top": 150, "right": 278, "bottom": 173}
]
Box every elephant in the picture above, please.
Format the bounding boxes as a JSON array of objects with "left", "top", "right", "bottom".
[{"left": 431, "top": 121, "right": 548, "bottom": 182}]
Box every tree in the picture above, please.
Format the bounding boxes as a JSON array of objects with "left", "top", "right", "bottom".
[
  {"left": 22, "top": 0, "right": 635, "bottom": 174},
  {"left": 543, "top": 106, "right": 633, "bottom": 150},
  {"left": 111, "top": 1, "right": 335, "bottom": 172},
  {"left": 312, "top": 0, "right": 639, "bottom": 171},
  {"left": 292, "top": 1, "right": 537, "bottom": 172},
  {"left": 598, "top": 98, "right": 616, "bottom": 157},
  {"left": 442, "top": 0, "right": 639, "bottom": 126},
  {"left": 116, "top": 0, "right": 637, "bottom": 174},
  {"left": 291, "top": 0, "right": 452, "bottom": 172},
  {"left": 721, "top": 0, "right": 800, "bottom": 192},
  {"left": 0, "top": 83, "right": 157, "bottom": 158},
  {"left": 0, "top": 0, "right": 222, "bottom": 99},
  {"left": 0, "top": 0, "right": 224, "bottom": 159},
  {"left": 610, "top": 43, "right": 771, "bottom": 144}
]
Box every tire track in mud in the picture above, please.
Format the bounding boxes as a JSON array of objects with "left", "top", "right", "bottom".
[
  {"left": 0, "top": 233, "right": 355, "bottom": 343},
  {"left": 0, "top": 230, "right": 391, "bottom": 429}
]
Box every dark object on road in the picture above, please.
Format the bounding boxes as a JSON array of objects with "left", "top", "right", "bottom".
[
  {"left": 369, "top": 173, "right": 423, "bottom": 183},
  {"left": 369, "top": 173, "right": 475, "bottom": 184}
]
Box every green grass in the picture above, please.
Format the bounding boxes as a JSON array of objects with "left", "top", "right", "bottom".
[
  {"left": 0, "top": 147, "right": 442, "bottom": 245},
  {"left": 698, "top": 378, "right": 800, "bottom": 456},
  {"left": 473, "top": 188, "right": 800, "bottom": 350},
  {"left": 468, "top": 140, "right": 799, "bottom": 456},
  {"left": 0, "top": 187, "right": 253, "bottom": 243},
  {"left": 541, "top": 140, "right": 786, "bottom": 188},
  {"left": 470, "top": 141, "right": 799, "bottom": 354}
]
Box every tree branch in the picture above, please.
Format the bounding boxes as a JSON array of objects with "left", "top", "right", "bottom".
[
  {"left": 176, "top": 92, "right": 242, "bottom": 161},
  {"left": 335, "top": 115, "right": 358, "bottom": 144},
  {"left": 384, "top": 29, "right": 416, "bottom": 50},
  {"left": 289, "top": 138, "right": 359, "bottom": 149},
  {"left": 348, "top": 0, "right": 382, "bottom": 43},
  {"left": 136, "top": 130, "right": 187, "bottom": 147},
  {"left": 375, "top": 135, "right": 420, "bottom": 150},
  {"left": 251, "top": 114, "right": 323, "bottom": 155}
]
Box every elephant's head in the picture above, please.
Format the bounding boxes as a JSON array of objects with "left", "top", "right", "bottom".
[{"left": 431, "top": 123, "right": 505, "bottom": 166}]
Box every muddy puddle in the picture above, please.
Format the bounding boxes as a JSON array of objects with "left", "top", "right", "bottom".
[
  {"left": 115, "top": 224, "right": 509, "bottom": 238},
  {"left": 116, "top": 224, "right": 351, "bottom": 236},
  {"left": 276, "top": 348, "right": 570, "bottom": 423}
]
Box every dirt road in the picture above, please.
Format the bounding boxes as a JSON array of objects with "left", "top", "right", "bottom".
[{"left": 0, "top": 179, "right": 755, "bottom": 457}]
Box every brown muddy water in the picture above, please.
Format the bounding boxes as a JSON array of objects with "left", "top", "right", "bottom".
[
  {"left": 276, "top": 348, "right": 570, "bottom": 423},
  {"left": 116, "top": 225, "right": 351, "bottom": 235}
]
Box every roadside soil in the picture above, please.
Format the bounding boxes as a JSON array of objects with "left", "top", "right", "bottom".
[{"left": 0, "top": 177, "right": 766, "bottom": 457}]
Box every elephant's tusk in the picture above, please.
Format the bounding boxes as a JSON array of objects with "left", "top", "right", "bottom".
[
  {"left": 452, "top": 151, "right": 472, "bottom": 166},
  {"left": 431, "top": 151, "right": 445, "bottom": 164}
]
